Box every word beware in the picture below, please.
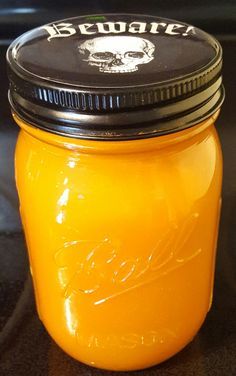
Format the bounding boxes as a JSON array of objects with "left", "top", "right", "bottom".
[{"left": 43, "top": 21, "right": 196, "bottom": 41}]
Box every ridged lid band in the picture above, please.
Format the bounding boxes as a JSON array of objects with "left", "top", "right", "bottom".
[{"left": 9, "top": 78, "right": 224, "bottom": 140}]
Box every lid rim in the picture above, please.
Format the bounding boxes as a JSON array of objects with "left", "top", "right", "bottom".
[
  {"left": 8, "top": 62, "right": 222, "bottom": 112},
  {"left": 7, "top": 44, "right": 222, "bottom": 91}
]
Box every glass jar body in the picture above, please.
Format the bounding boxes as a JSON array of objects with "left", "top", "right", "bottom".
[{"left": 14, "top": 113, "right": 222, "bottom": 371}]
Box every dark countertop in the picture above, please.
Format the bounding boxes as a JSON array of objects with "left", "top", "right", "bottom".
[{"left": 0, "top": 38, "right": 236, "bottom": 375}]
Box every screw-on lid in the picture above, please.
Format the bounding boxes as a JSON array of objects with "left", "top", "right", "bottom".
[{"left": 7, "top": 14, "right": 224, "bottom": 140}]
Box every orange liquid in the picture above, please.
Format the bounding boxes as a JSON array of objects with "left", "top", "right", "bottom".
[{"left": 14, "top": 111, "right": 222, "bottom": 371}]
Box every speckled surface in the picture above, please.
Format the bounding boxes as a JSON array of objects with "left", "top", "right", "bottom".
[{"left": 0, "top": 39, "right": 236, "bottom": 375}]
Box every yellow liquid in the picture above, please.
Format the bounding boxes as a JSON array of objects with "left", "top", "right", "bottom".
[{"left": 13, "top": 111, "right": 222, "bottom": 371}]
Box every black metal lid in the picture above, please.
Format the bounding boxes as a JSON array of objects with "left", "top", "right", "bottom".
[{"left": 7, "top": 14, "right": 224, "bottom": 140}]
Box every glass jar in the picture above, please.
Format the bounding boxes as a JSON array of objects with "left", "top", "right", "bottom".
[{"left": 7, "top": 14, "right": 224, "bottom": 371}]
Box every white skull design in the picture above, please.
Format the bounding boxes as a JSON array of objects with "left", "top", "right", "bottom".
[{"left": 78, "top": 36, "right": 155, "bottom": 73}]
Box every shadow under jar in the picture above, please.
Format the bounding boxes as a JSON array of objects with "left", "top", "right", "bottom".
[{"left": 7, "top": 14, "right": 224, "bottom": 371}]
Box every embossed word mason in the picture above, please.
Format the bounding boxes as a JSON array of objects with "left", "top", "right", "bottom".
[{"left": 43, "top": 21, "right": 196, "bottom": 41}]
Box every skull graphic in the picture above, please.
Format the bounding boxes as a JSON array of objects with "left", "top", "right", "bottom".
[{"left": 78, "top": 36, "right": 155, "bottom": 73}]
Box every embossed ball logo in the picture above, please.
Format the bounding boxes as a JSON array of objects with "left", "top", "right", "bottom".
[
  {"left": 78, "top": 36, "right": 155, "bottom": 73},
  {"left": 54, "top": 213, "right": 201, "bottom": 306}
]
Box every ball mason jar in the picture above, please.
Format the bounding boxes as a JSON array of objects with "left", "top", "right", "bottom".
[{"left": 7, "top": 14, "right": 224, "bottom": 371}]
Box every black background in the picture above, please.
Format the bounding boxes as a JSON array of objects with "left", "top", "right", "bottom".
[
  {"left": 0, "top": 1, "right": 236, "bottom": 375},
  {"left": 0, "top": 0, "right": 235, "bottom": 39}
]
